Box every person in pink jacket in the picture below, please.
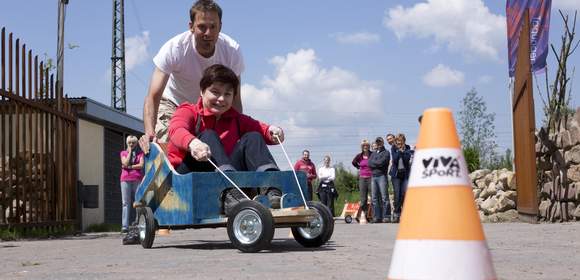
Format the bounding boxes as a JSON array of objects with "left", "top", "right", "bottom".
[
  {"left": 120, "top": 135, "right": 144, "bottom": 233},
  {"left": 166, "top": 64, "right": 284, "bottom": 213}
]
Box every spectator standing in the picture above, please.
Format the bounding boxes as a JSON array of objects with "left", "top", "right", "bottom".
[
  {"left": 368, "top": 137, "right": 391, "bottom": 223},
  {"left": 119, "top": 135, "right": 144, "bottom": 233},
  {"left": 140, "top": 0, "right": 245, "bottom": 150},
  {"left": 294, "top": 150, "right": 317, "bottom": 200},
  {"left": 389, "top": 134, "right": 413, "bottom": 223},
  {"left": 352, "top": 139, "right": 372, "bottom": 223},
  {"left": 317, "top": 155, "right": 337, "bottom": 215}
]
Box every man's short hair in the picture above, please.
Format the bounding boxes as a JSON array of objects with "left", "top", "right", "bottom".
[
  {"left": 200, "top": 64, "right": 239, "bottom": 94},
  {"left": 375, "top": 137, "right": 384, "bottom": 144},
  {"left": 303, "top": 149, "right": 310, "bottom": 154},
  {"left": 190, "top": 0, "right": 223, "bottom": 22}
]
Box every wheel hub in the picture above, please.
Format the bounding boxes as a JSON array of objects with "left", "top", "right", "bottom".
[
  {"left": 233, "top": 209, "right": 263, "bottom": 244},
  {"left": 298, "top": 209, "right": 323, "bottom": 238},
  {"left": 138, "top": 213, "right": 146, "bottom": 240}
]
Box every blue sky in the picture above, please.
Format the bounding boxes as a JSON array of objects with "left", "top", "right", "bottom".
[{"left": 1, "top": 0, "right": 579, "bottom": 169}]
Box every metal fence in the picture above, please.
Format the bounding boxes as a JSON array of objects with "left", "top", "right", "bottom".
[{"left": 0, "top": 27, "right": 77, "bottom": 230}]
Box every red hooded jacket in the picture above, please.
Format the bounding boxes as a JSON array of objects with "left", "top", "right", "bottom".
[{"left": 167, "top": 99, "right": 275, "bottom": 167}]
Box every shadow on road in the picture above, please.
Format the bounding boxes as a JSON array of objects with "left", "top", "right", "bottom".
[{"left": 152, "top": 238, "right": 339, "bottom": 253}]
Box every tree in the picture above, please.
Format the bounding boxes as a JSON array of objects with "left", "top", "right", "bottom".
[{"left": 458, "top": 88, "right": 498, "bottom": 168}]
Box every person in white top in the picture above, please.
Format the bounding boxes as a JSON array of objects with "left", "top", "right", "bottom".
[
  {"left": 317, "top": 155, "right": 337, "bottom": 216},
  {"left": 140, "top": 0, "right": 244, "bottom": 151}
]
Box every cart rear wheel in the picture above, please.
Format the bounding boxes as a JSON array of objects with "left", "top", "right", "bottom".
[
  {"left": 137, "top": 207, "right": 156, "bottom": 249},
  {"left": 227, "top": 200, "right": 274, "bottom": 253},
  {"left": 291, "top": 201, "right": 334, "bottom": 247},
  {"left": 345, "top": 215, "right": 353, "bottom": 224}
]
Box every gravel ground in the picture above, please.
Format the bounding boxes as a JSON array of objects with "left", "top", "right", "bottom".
[{"left": 0, "top": 221, "right": 579, "bottom": 280}]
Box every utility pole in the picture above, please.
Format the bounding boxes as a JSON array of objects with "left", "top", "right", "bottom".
[
  {"left": 57, "top": 0, "right": 68, "bottom": 107},
  {"left": 111, "top": 0, "right": 126, "bottom": 112}
]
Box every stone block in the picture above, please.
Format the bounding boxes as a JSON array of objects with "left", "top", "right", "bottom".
[
  {"left": 569, "top": 125, "right": 580, "bottom": 146},
  {"left": 539, "top": 200, "right": 550, "bottom": 219},
  {"left": 494, "top": 209, "right": 519, "bottom": 222},
  {"left": 573, "top": 204, "right": 580, "bottom": 220},
  {"left": 473, "top": 188, "right": 482, "bottom": 199},
  {"left": 567, "top": 164, "right": 580, "bottom": 182},
  {"left": 504, "top": 190, "right": 517, "bottom": 201},
  {"left": 475, "top": 198, "right": 484, "bottom": 210},
  {"left": 561, "top": 131, "right": 573, "bottom": 150},
  {"left": 563, "top": 202, "right": 576, "bottom": 221},
  {"left": 480, "top": 182, "right": 497, "bottom": 200},
  {"left": 541, "top": 181, "right": 553, "bottom": 199},
  {"left": 494, "top": 193, "right": 516, "bottom": 212},
  {"left": 470, "top": 169, "right": 491, "bottom": 181},
  {"left": 564, "top": 145, "right": 580, "bottom": 164},
  {"left": 481, "top": 197, "right": 498, "bottom": 215},
  {"left": 559, "top": 184, "right": 577, "bottom": 201}
]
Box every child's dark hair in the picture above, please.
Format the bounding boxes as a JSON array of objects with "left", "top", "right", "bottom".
[{"left": 200, "top": 64, "right": 239, "bottom": 94}]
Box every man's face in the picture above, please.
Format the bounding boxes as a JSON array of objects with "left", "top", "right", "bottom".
[
  {"left": 302, "top": 151, "right": 310, "bottom": 160},
  {"left": 386, "top": 135, "right": 395, "bottom": 146},
  {"left": 201, "top": 82, "right": 234, "bottom": 116},
  {"left": 190, "top": 11, "right": 221, "bottom": 57}
]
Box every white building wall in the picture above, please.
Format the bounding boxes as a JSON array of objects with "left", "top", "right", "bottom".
[{"left": 78, "top": 119, "right": 104, "bottom": 230}]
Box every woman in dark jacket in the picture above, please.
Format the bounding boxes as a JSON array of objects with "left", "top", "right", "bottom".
[{"left": 389, "top": 134, "right": 413, "bottom": 223}]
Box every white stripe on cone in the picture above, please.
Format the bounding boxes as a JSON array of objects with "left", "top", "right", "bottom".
[
  {"left": 388, "top": 240, "right": 496, "bottom": 280},
  {"left": 409, "top": 148, "right": 471, "bottom": 188}
]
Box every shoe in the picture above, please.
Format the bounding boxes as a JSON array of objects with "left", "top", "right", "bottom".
[
  {"left": 372, "top": 219, "right": 382, "bottom": 224},
  {"left": 383, "top": 218, "right": 392, "bottom": 223},
  {"left": 265, "top": 188, "right": 282, "bottom": 209},
  {"left": 222, "top": 188, "right": 246, "bottom": 215},
  {"left": 393, "top": 216, "right": 400, "bottom": 223},
  {"left": 122, "top": 227, "right": 140, "bottom": 245},
  {"left": 121, "top": 228, "right": 128, "bottom": 234}
]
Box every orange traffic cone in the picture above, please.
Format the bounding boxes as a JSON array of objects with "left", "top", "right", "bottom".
[{"left": 388, "top": 108, "right": 496, "bottom": 279}]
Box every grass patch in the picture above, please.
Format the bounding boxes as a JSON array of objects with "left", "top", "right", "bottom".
[
  {"left": 0, "top": 225, "right": 75, "bottom": 241},
  {"left": 84, "top": 223, "right": 121, "bottom": 233}
]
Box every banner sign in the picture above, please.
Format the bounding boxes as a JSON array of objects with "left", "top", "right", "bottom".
[{"left": 506, "top": 0, "right": 552, "bottom": 77}]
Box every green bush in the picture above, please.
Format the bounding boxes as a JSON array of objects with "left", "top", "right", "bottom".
[
  {"left": 486, "top": 149, "right": 513, "bottom": 171},
  {"left": 0, "top": 225, "right": 74, "bottom": 241},
  {"left": 85, "top": 223, "right": 122, "bottom": 233},
  {"left": 463, "top": 147, "right": 480, "bottom": 173}
]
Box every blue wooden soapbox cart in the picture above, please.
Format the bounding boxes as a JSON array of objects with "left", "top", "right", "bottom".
[{"left": 133, "top": 143, "right": 334, "bottom": 252}]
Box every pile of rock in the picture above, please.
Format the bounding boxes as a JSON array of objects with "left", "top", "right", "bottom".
[
  {"left": 536, "top": 108, "right": 580, "bottom": 222},
  {"left": 470, "top": 169, "right": 519, "bottom": 223}
]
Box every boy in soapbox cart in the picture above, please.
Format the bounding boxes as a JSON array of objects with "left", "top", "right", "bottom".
[{"left": 134, "top": 64, "right": 334, "bottom": 252}]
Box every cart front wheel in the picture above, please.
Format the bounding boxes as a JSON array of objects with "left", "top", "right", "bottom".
[
  {"left": 291, "top": 201, "right": 334, "bottom": 247},
  {"left": 227, "top": 200, "right": 274, "bottom": 253},
  {"left": 137, "top": 207, "right": 156, "bottom": 249},
  {"left": 345, "top": 215, "right": 353, "bottom": 224}
]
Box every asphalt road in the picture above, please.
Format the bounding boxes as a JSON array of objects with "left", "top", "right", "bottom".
[{"left": 1, "top": 221, "right": 579, "bottom": 280}]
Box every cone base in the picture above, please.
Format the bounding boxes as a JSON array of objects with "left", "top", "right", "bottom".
[{"left": 388, "top": 240, "right": 496, "bottom": 280}]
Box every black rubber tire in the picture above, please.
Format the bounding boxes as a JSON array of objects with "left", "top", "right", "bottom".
[
  {"left": 345, "top": 215, "right": 353, "bottom": 224},
  {"left": 227, "top": 200, "right": 274, "bottom": 253},
  {"left": 291, "top": 201, "right": 334, "bottom": 247},
  {"left": 137, "top": 207, "right": 156, "bottom": 249}
]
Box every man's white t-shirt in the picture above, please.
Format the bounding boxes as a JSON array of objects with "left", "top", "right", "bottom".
[{"left": 153, "top": 31, "right": 244, "bottom": 106}]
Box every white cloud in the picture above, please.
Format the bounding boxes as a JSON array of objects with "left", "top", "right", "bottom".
[
  {"left": 125, "top": 31, "right": 150, "bottom": 71},
  {"left": 331, "top": 32, "right": 381, "bottom": 45},
  {"left": 554, "top": 0, "right": 580, "bottom": 11},
  {"left": 242, "top": 49, "right": 384, "bottom": 165},
  {"left": 423, "top": 64, "right": 465, "bottom": 87},
  {"left": 477, "top": 75, "right": 493, "bottom": 84},
  {"left": 384, "top": 0, "right": 505, "bottom": 61}
]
